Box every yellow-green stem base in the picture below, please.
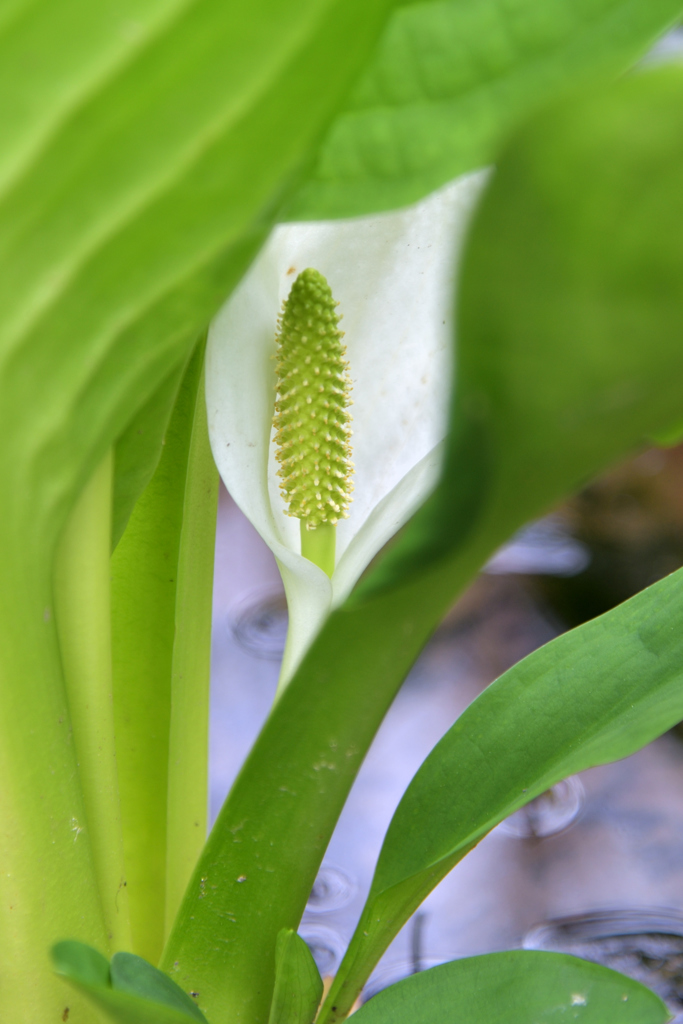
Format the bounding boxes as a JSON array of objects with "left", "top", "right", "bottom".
[{"left": 300, "top": 520, "right": 336, "bottom": 577}]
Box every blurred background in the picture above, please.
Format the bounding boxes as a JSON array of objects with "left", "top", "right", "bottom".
[{"left": 209, "top": 25, "right": 683, "bottom": 1021}]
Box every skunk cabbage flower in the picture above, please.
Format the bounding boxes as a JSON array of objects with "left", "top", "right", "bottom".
[{"left": 206, "top": 174, "right": 483, "bottom": 690}]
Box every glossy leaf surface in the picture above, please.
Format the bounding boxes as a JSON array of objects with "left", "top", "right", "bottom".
[
  {"left": 322, "top": 566, "right": 683, "bottom": 1019},
  {"left": 288, "top": 0, "right": 683, "bottom": 219},
  {"left": 350, "top": 952, "right": 668, "bottom": 1024},
  {"left": 167, "top": 66, "right": 683, "bottom": 1024}
]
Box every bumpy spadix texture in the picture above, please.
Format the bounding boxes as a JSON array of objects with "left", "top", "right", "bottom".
[{"left": 274, "top": 269, "right": 353, "bottom": 528}]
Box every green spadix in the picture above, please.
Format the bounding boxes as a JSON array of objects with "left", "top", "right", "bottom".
[{"left": 273, "top": 269, "right": 353, "bottom": 576}]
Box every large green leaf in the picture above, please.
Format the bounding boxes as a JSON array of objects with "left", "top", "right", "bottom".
[
  {"left": 350, "top": 952, "right": 669, "bottom": 1024},
  {"left": 322, "top": 566, "right": 683, "bottom": 1019},
  {"left": 287, "top": 0, "right": 683, "bottom": 220},
  {"left": 0, "top": 1, "right": 404, "bottom": 1017},
  {"left": 163, "top": 66, "right": 683, "bottom": 1024}
]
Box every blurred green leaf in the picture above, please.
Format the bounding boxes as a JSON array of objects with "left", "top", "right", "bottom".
[
  {"left": 323, "top": 566, "right": 683, "bottom": 1018},
  {"left": 649, "top": 419, "right": 683, "bottom": 448},
  {"left": 364, "top": 64, "right": 683, "bottom": 596},
  {"left": 268, "top": 929, "right": 323, "bottom": 1024},
  {"left": 0, "top": 1, "right": 404, "bottom": 1017},
  {"left": 167, "top": 65, "right": 683, "bottom": 1024},
  {"left": 53, "top": 941, "right": 208, "bottom": 1024},
  {"left": 350, "top": 952, "right": 669, "bottom": 1024},
  {"left": 53, "top": 940, "right": 111, "bottom": 988},
  {"left": 287, "top": 0, "right": 683, "bottom": 220}
]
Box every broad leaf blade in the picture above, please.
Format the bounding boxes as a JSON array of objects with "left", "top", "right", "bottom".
[
  {"left": 350, "top": 952, "right": 669, "bottom": 1024},
  {"left": 287, "top": 0, "right": 683, "bottom": 220},
  {"left": 0, "top": 0, "right": 404, "bottom": 1017},
  {"left": 53, "top": 942, "right": 209, "bottom": 1024},
  {"left": 322, "top": 566, "right": 683, "bottom": 1019},
  {"left": 0, "top": 0, "right": 405, "bottom": 563},
  {"left": 268, "top": 929, "right": 324, "bottom": 1024}
]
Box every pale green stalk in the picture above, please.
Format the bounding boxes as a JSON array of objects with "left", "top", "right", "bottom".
[
  {"left": 0, "top": 545, "right": 107, "bottom": 1021},
  {"left": 165, "top": 366, "right": 219, "bottom": 934},
  {"left": 111, "top": 346, "right": 204, "bottom": 964},
  {"left": 53, "top": 449, "right": 131, "bottom": 952},
  {"left": 111, "top": 470, "right": 176, "bottom": 965},
  {"left": 300, "top": 521, "right": 336, "bottom": 577}
]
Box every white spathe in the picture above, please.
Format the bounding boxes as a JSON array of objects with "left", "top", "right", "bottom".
[{"left": 206, "top": 172, "right": 485, "bottom": 690}]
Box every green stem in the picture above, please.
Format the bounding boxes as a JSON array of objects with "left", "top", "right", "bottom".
[
  {"left": 165, "top": 364, "right": 219, "bottom": 934},
  {"left": 0, "top": 548, "right": 107, "bottom": 1021},
  {"left": 300, "top": 520, "right": 336, "bottom": 577},
  {"left": 111, "top": 342, "right": 215, "bottom": 964},
  {"left": 53, "top": 449, "right": 131, "bottom": 952}
]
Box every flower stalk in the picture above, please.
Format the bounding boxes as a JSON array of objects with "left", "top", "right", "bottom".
[{"left": 300, "top": 520, "right": 336, "bottom": 577}]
